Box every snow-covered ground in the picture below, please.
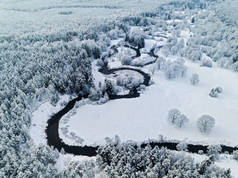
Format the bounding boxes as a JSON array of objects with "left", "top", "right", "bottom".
[
  {"left": 0, "top": 0, "right": 172, "bottom": 36},
  {"left": 59, "top": 61, "right": 238, "bottom": 146},
  {"left": 30, "top": 95, "right": 71, "bottom": 146},
  {"left": 29, "top": 95, "right": 97, "bottom": 172}
]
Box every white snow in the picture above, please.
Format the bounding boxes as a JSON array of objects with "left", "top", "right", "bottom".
[
  {"left": 0, "top": 0, "right": 173, "bottom": 36},
  {"left": 60, "top": 61, "right": 238, "bottom": 146},
  {"left": 30, "top": 95, "right": 71, "bottom": 147}
]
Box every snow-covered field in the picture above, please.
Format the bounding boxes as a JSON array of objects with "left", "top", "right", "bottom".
[
  {"left": 0, "top": 0, "right": 171, "bottom": 36},
  {"left": 59, "top": 60, "right": 238, "bottom": 146}
]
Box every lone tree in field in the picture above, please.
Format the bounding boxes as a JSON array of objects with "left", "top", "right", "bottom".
[
  {"left": 209, "top": 87, "right": 222, "bottom": 98},
  {"left": 190, "top": 73, "right": 200, "bottom": 85},
  {"left": 165, "top": 59, "right": 187, "bottom": 79},
  {"left": 200, "top": 56, "right": 213, "bottom": 68},
  {"left": 197, "top": 115, "right": 215, "bottom": 134},
  {"left": 168, "top": 109, "right": 188, "bottom": 128}
]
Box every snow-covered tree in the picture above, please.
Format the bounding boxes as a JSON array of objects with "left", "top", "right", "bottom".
[
  {"left": 233, "top": 150, "right": 238, "bottom": 161},
  {"left": 200, "top": 55, "right": 213, "bottom": 67},
  {"left": 233, "top": 62, "right": 238, "bottom": 72},
  {"left": 168, "top": 109, "right": 181, "bottom": 124},
  {"left": 108, "top": 28, "right": 124, "bottom": 40},
  {"left": 190, "top": 73, "right": 200, "bottom": 85},
  {"left": 197, "top": 115, "right": 215, "bottom": 134},
  {"left": 88, "top": 88, "right": 101, "bottom": 101},
  {"left": 118, "top": 48, "right": 135, "bottom": 65},
  {"left": 157, "top": 57, "right": 167, "bottom": 70},
  {"left": 125, "top": 27, "right": 145, "bottom": 48},
  {"left": 164, "top": 59, "right": 187, "bottom": 79},
  {"left": 61, "top": 160, "right": 96, "bottom": 178},
  {"left": 104, "top": 79, "right": 120, "bottom": 96},
  {"left": 215, "top": 86, "right": 223, "bottom": 93},
  {"left": 50, "top": 91, "right": 60, "bottom": 106},
  {"left": 96, "top": 143, "right": 231, "bottom": 177},
  {"left": 121, "top": 56, "right": 132, "bottom": 65},
  {"left": 168, "top": 109, "right": 188, "bottom": 128},
  {"left": 209, "top": 87, "right": 222, "bottom": 98},
  {"left": 116, "top": 74, "right": 143, "bottom": 90},
  {"left": 209, "top": 88, "right": 218, "bottom": 98},
  {"left": 184, "top": 46, "right": 202, "bottom": 61},
  {"left": 81, "top": 40, "right": 101, "bottom": 59},
  {"left": 96, "top": 58, "right": 106, "bottom": 68},
  {"left": 207, "top": 145, "right": 222, "bottom": 160},
  {"left": 176, "top": 142, "right": 188, "bottom": 151}
]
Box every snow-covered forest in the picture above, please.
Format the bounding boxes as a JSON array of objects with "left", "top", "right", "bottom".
[{"left": 1, "top": 0, "right": 238, "bottom": 177}]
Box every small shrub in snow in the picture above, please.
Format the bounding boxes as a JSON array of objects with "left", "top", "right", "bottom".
[
  {"left": 96, "top": 58, "right": 105, "bottom": 68},
  {"left": 50, "top": 92, "right": 60, "bottom": 106},
  {"left": 209, "top": 88, "right": 218, "bottom": 98},
  {"left": 88, "top": 88, "right": 101, "bottom": 101},
  {"left": 209, "top": 87, "right": 222, "bottom": 98},
  {"left": 104, "top": 79, "right": 119, "bottom": 96},
  {"left": 197, "top": 115, "right": 215, "bottom": 135},
  {"left": 165, "top": 59, "right": 187, "bottom": 79},
  {"left": 114, "top": 135, "right": 121, "bottom": 145},
  {"left": 125, "top": 27, "right": 145, "bottom": 48},
  {"left": 233, "top": 150, "right": 238, "bottom": 161},
  {"left": 121, "top": 56, "right": 132, "bottom": 65},
  {"left": 168, "top": 109, "right": 180, "bottom": 123},
  {"left": 200, "top": 56, "right": 213, "bottom": 68},
  {"left": 98, "top": 93, "right": 109, "bottom": 104},
  {"left": 215, "top": 87, "right": 222, "bottom": 93},
  {"left": 198, "top": 150, "right": 204, "bottom": 155},
  {"left": 207, "top": 145, "right": 222, "bottom": 160},
  {"left": 177, "top": 114, "right": 189, "bottom": 127},
  {"left": 232, "top": 62, "right": 238, "bottom": 72},
  {"left": 176, "top": 142, "right": 188, "bottom": 151},
  {"left": 137, "top": 84, "right": 146, "bottom": 92},
  {"left": 157, "top": 57, "right": 167, "bottom": 70},
  {"left": 190, "top": 73, "right": 200, "bottom": 85},
  {"left": 168, "top": 109, "right": 188, "bottom": 128}
]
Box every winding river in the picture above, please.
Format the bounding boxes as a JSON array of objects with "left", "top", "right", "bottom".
[{"left": 45, "top": 44, "right": 238, "bottom": 157}]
